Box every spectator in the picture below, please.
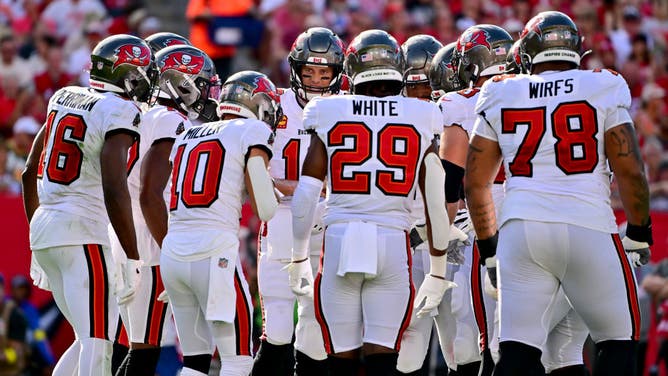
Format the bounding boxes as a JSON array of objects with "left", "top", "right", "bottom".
[
  {"left": 24, "top": 33, "right": 58, "bottom": 79},
  {"left": 6, "top": 116, "right": 38, "bottom": 180},
  {"left": 0, "top": 137, "right": 20, "bottom": 195},
  {"left": 9, "top": 275, "right": 55, "bottom": 376},
  {"left": 650, "top": 159, "right": 668, "bottom": 211},
  {"left": 65, "top": 17, "right": 108, "bottom": 86},
  {"left": 635, "top": 83, "right": 666, "bottom": 141},
  {"left": 31, "top": 41, "right": 73, "bottom": 122},
  {"left": 644, "top": 137, "right": 666, "bottom": 184},
  {"left": 0, "top": 75, "right": 29, "bottom": 139},
  {"left": 0, "top": 31, "right": 33, "bottom": 91},
  {"left": 40, "top": 0, "right": 107, "bottom": 41},
  {"left": 610, "top": 5, "right": 645, "bottom": 68},
  {"left": 0, "top": 274, "right": 28, "bottom": 376}
]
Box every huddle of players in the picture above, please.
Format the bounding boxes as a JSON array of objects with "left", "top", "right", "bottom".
[{"left": 20, "top": 8, "right": 650, "bottom": 376}]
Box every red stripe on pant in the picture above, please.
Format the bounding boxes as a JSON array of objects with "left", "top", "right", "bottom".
[
  {"left": 611, "top": 234, "right": 641, "bottom": 341},
  {"left": 144, "top": 265, "right": 168, "bottom": 346},
  {"left": 257, "top": 228, "right": 268, "bottom": 340},
  {"left": 84, "top": 244, "right": 109, "bottom": 340},
  {"left": 234, "top": 269, "right": 253, "bottom": 356},
  {"left": 394, "top": 232, "right": 415, "bottom": 351},
  {"left": 115, "top": 317, "right": 129, "bottom": 347},
  {"left": 470, "top": 243, "right": 489, "bottom": 352},
  {"left": 313, "top": 230, "right": 334, "bottom": 354}
]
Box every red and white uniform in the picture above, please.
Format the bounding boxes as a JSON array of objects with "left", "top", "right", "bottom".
[
  {"left": 303, "top": 94, "right": 441, "bottom": 353},
  {"left": 257, "top": 89, "right": 327, "bottom": 359},
  {"left": 160, "top": 119, "right": 273, "bottom": 360},
  {"left": 109, "top": 104, "right": 190, "bottom": 346},
  {"left": 437, "top": 87, "right": 500, "bottom": 367},
  {"left": 30, "top": 86, "right": 141, "bottom": 374},
  {"left": 473, "top": 69, "right": 640, "bottom": 348}
]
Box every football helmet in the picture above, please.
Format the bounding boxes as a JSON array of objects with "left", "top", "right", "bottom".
[
  {"left": 217, "top": 71, "right": 283, "bottom": 131},
  {"left": 519, "top": 11, "right": 582, "bottom": 70},
  {"left": 455, "top": 24, "right": 513, "bottom": 87},
  {"left": 344, "top": 29, "right": 404, "bottom": 91},
  {"left": 145, "top": 32, "right": 191, "bottom": 53},
  {"left": 401, "top": 34, "right": 443, "bottom": 85},
  {"left": 155, "top": 45, "right": 221, "bottom": 121},
  {"left": 89, "top": 34, "right": 157, "bottom": 103},
  {"left": 429, "top": 42, "right": 463, "bottom": 99},
  {"left": 288, "top": 27, "right": 345, "bottom": 101},
  {"left": 505, "top": 39, "right": 525, "bottom": 74}
]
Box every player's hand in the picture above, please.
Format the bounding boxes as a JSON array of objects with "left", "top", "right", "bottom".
[
  {"left": 453, "top": 209, "right": 474, "bottom": 236},
  {"left": 157, "top": 290, "right": 169, "bottom": 303},
  {"left": 312, "top": 200, "right": 326, "bottom": 234},
  {"left": 117, "top": 259, "right": 142, "bottom": 305},
  {"left": 285, "top": 258, "right": 314, "bottom": 297},
  {"left": 622, "top": 236, "right": 650, "bottom": 267},
  {"left": 414, "top": 275, "right": 457, "bottom": 318},
  {"left": 446, "top": 225, "right": 469, "bottom": 265},
  {"left": 483, "top": 270, "right": 498, "bottom": 300}
]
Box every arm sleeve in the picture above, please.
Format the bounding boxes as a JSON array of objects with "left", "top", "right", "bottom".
[
  {"left": 472, "top": 83, "right": 499, "bottom": 141},
  {"left": 153, "top": 112, "right": 188, "bottom": 142},
  {"left": 104, "top": 101, "right": 141, "bottom": 139},
  {"left": 242, "top": 120, "right": 274, "bottom": 159},
  {"left": 604, "top": 74, "right": 633, "bottom": 131}
]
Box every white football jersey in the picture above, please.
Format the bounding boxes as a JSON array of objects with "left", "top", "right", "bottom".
[
  {"left": 473, "top": 69, "right": 632, "bottom": 233},
  {"left": 162, "top": 119, "right": 274, "bottom": 261},
  {"left": 438, "top": 87, "right": 481, "bottom": 135},
  {"left": 303, "top": 95, "right": 443, "bottom": 230},
  {"left": 30, "top": 86, "right": 141, "bottom": 249},
  {"left": 269, "top": 90, "right": 311, "bottom": 184}
]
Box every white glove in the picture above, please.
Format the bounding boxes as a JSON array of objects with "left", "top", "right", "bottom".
[
  {"left": 446, "top": 225, "right": 469, "bottom": 265},
  {"left": 622, "top": 236, "right": 650, "bottom": 267},
  {"left": 483, "top": 271, "right": 498, "bottom": 300},
  {"left": 453, "top": 209, "right": 474, "bottom": 235},
  {"left": 157, "top": 290, "right": 169, "bottom": 303},
  {"left": 312, "top": 200, "right": 326, "bottom": 234},
  {"left": 284, "top": 259, "right": 314, "bottom": 297},
  {"left": 414, "top": 274, "right": 457, "bottom": 318},
  {"left": 117, "top": 259, "right": 143, "bottom": 305},
  {"left": 30, "top": 253, "right": 50, "bottom": 291}
]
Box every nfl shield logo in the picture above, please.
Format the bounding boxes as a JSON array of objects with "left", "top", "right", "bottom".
[{"left": 218, "top": 258, "right": 228, "bottom": 268}]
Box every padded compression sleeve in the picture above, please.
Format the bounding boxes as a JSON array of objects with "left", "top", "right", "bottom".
[
  {"left": 442, "top": 159, "right": 465, "bottom": 204},
  {"left": 425, "top": 153, "right": 450, "bottom": 250},
  {"left": 247, "top": 156, "right": 278, "bottom": 222},
  {"left": 291, "top": 176, "right": 323, "bottom": 260}
]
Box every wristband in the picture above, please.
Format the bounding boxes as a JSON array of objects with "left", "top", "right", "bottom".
[
  {"left": 626, "top": 217, "right": 652, "bottom": 245},
  {"left": 476, "top": 231, "right": 498, "bottom": 265}
]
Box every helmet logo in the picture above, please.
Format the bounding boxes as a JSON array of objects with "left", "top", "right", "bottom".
[
  {"left": 252, "top": 76, "right": 280, "bottom": 103},
  {"left": 160, "top": 51, "right": 205, "bottom": 74},
  {"left": 457, "top": 29, "right": 491, "bottom": 52},
  {"left": 521, "top": 16, "right": 544, "bottom": 39},
  {"left": 165, "top": 38, "right": 187, "bottom": 47},
  {"left": 113, "top": 44, "right": 151, "bottom": 70}
]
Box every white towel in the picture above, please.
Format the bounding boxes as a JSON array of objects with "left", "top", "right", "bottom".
[
  {"left": 205, "top": 248, "right": 238, "bottom": 323},
  {"left": 337, "top": 221, "right": 378, "bottom": 279}
]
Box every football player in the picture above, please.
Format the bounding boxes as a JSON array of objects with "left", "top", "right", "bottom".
[
  {"left": 111, "top": 36, "right": 209, "bottom": 376},
  {"left": 396, "top": 34, "right": 458, "bottom": 376},
  {"left": 466, "top": 11, "right": 649, "bottom": 375},
  {"left": 22, "top": 34, "right": 155, "bottom": 376},
  {"left": 252, "top": 27, "right": 344, "bottom": 376},
  {"left": 159, "top": 70, "right": 280, "bottom": 376},
  {"left": 436, "top": 24, "right": 514, "bottom": 376},
  {"left": 287, "top": 29, "right": 454, "bottom": 375}
]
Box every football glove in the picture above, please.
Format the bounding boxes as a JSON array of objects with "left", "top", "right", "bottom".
[
  {"left": 485, "top": 255, "right": 498, "bottom": 288},
  {"left": 622, "top": 237, "right": 650, "bottom": 268},
  {"left": 409, "top": 224, "right": 426, "bottom": 249},
  {"left": 446, "top": 225, "right": 469, "bottom": 265},
  {"left": 285, "top": 259, "right": 314, "bottom": 297},
  {"left": 117, "top": 259, "right": 142, "bottom": 305},
  {"left": 414, "top": 275, "right": 457, "bottom": 318},
  {"left": 483, "top": 270, "right": 498, "bottom": 300},
  {"left": 453, "top": 209, "right": 474, "bottom": 236},
  {"left": 312, "top": 200, "right": 326, "bottom": 234}
]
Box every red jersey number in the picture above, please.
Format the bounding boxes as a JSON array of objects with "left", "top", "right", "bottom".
[
  {"left": 502, "top": 101, "right": 599, "bottom": 177},
  {"left": 328, "top": 122, "right": 421, "bottom": 196},
  {"left": 282, "top": 138, "right": 301, "bottom": 180},
  {"left": 169, "top": 140, "right": 226, "bottom": 210},
  {"left": 40, "top": 111, "right": 88, "bottom": 185}
]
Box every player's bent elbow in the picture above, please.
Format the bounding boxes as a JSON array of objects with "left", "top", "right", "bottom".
[{"left": 247, "top": 155, "right": 278, "bottom": 222}]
